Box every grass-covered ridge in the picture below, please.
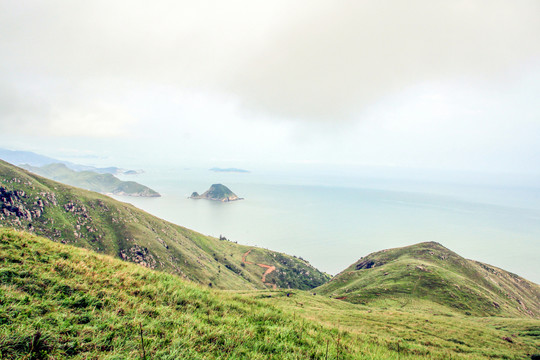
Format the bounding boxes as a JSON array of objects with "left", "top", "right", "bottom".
[
  {"left": 21, "top": 163, "right": 160, "bottom": 197},
  {"left": 0, "top": 160, "right": 329, "bottom": 290},
  {"left": 316, "top": 242, "right": 540, "bottom": 318},
  {"left": 0, "top": 228, "right": 346, "bottom": 359},
  {"left": 2, "top": 228, "right": 539, "bottom": 359}
]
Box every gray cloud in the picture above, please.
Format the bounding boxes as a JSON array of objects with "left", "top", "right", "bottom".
[
  {"left": 0, "top": 79, "right": 51, "bottom": 133},
  {"left": 227, "top": 1, "right": 540, "bottom": 120},
  {"left": 0, "top": 78, "right": 135, "bottom": 137},
  {"left": 1, "top": 0, "right": 539, "bottom": 123},
  {"left": 1, "top": 0, "right": 539, "bottom": 174}
]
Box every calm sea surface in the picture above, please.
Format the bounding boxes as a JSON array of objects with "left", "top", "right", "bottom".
[{"left": 112, "top": 168, "right": 540, "bottom": 283}]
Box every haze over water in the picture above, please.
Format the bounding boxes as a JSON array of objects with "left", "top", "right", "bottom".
[{"left": 112, "top": 166, "right": 540, "bottom": 284}]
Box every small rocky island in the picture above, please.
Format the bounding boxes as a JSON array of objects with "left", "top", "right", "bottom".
[{"left": 190, "top": 184, "right": 243, "bottom": 202}]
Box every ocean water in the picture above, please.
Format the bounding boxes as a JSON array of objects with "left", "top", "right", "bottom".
[{"left": 112, "top": 168, "right": 540, "bottom": 283}]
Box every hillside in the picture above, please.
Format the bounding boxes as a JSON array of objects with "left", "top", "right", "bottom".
[
  {"left": 0, "top": 229, "right": 356, "bottom": 359},
  {"left": 21, "top": 163, "right": 159, "bottom": 197},
  {"left": 191, "top": 184, "right": 242, "bottom": 202},
  {"left": 2, "top": 229, "right": 539, "bottom": 360},
  {"left": 316, "top": 242, "right": 540, "bottom": 318},
  {"left": 0, "top": 160, "right": 329, "bottom": 290}
]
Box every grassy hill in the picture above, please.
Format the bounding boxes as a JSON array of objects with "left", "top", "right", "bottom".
[
  {"left": 0, "top": 160, "right": 329, "bottom": 290},
  {"left": 21, "top": 163, "right": 159, "bottom": 197},
  {"left": 2, "top": 228, "right": 539, "bottom": 359},
  {"left": 315, "top": 242, "right": 540, "bottom": 318},
  {"left": 0, "top": 229, "right": 355, "bottom": 359}
]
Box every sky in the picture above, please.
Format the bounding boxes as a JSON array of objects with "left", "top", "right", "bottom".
[{"left": 1, "top": 1, "right": 539, "bottom": 176}]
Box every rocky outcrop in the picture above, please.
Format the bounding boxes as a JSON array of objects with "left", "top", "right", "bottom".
[
  {"left": 189, "top": 184, "right": 243, "bottom": 202},
  {"left": 119, "top": 245, "right": 158, "bottom": 269}
]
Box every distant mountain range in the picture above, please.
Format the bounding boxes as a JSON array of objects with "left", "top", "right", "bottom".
[
  {"left": 21, "top": 163, "right": 159, "bottom": 197},
  {"left": 0, "top": 148, "right": 143, "bottom": 175}
]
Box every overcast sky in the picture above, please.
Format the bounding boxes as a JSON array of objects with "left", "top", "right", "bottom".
[{"left": 1, "top": 1, "right": 539, "bottom": 174}]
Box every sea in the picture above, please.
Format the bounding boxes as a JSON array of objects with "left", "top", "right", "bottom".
[{"left": 111, "top": 166, "right": 540, "bottom": 284}]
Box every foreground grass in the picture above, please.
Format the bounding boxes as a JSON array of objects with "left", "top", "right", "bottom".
[
  {"left": 239, "top": 290, "right": 540, "bottom": 359},
  {"left": 0, "top": 228, "right": 447, "bottom": 359},
  {"left": 2, "top": 228, "right": 538, "bottom": 359}
]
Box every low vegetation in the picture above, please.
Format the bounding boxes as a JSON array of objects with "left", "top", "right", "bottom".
[
  {"left": 243, "top": 289, "right": 540, "bottom": 360},
  {"left": 0, "top": 229, "right": 408, "bottom": 359},
  {"left": 1, "top": 228, "right": 539, "bottom": 359}
]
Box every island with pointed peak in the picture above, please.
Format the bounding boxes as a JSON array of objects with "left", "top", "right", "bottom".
[{"left": 190, "top": 184, "right": 244, "bottom": 202}]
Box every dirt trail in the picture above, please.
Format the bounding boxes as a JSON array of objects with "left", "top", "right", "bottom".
[
  {"left": 242, "top": 250, "right": 254, "bottom": 265},
  {"left": 242, "top": 250, "right": 277, "bottom": 289}
]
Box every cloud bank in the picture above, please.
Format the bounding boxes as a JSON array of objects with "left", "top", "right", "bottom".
[
  {"left": 1, "top": 0, "right": 539, "bottom": 126},
  {"left": 0, "top": 1, "right": 539, "bottom": 174}
]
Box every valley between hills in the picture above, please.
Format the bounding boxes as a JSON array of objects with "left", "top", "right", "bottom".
[{"left": 0, "top": 159, "right": 539, "bottom": 359}]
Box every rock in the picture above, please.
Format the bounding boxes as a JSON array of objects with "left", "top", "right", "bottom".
[
  {"left": 189, "top": 184, "right": 243, "bottom": 202},
  {"left": 119, "top": 245, "right": 158, "bottom": 269},
  {"left": 355, "top": 259, "right": 379, "bottom": 270}
]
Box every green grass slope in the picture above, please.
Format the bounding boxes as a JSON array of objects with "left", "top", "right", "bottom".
[
  {"left": 22, "top": 163, "right": 160, "bottom": 197},
  {"left": 316, "top": 242, "right": 540, "bottom": 318},
  {"left": 0, "top": 229, "right": 352, "bottom": 359},
  {"left": 0, "top": 160, "right": 329, "bottom": 290},
  {"left": 2, "top": 229, "right": 538, "bottom": 359},
  {"left": 242, "top": 289, "right": 540, "bottom": 360}
]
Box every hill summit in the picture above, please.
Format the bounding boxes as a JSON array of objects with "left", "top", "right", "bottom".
[
  {"left": 190, "top": 184, "right": 243, "bottom": 202},
  {"left": 316, "top": 241, "right": 540, "bottom": 318}
]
